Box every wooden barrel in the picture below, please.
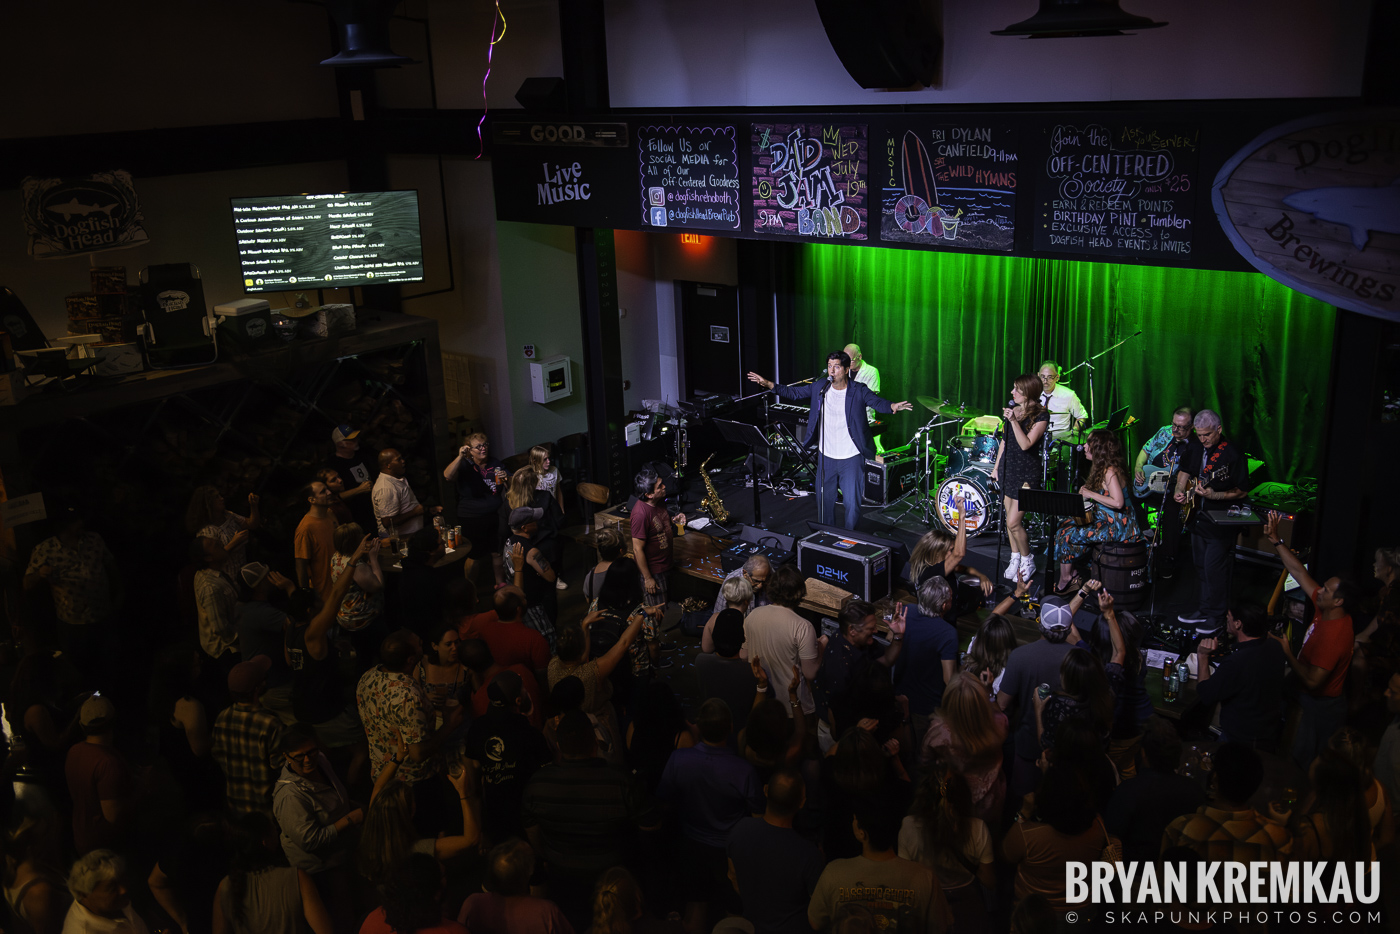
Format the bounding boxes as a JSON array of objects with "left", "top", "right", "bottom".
[{"left": 1093, "top": 540, "right": 1149, "bottom": 610}]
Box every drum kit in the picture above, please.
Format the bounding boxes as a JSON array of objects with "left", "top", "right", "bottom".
[{"left": 882, "top": 395, "right": 1100, "bottom": 541}]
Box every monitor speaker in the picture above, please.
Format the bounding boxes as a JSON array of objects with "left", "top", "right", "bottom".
[{"left": 813, "top": 0, "right": 942, "bottom": 89}]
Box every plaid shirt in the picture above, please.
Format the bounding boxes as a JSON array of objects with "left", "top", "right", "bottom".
[
  {"left": 1161, "top": 805, "right": 1293, "bottom": 863},
  {"left": 212, "top": 703, "right": 284, "bottom": 816}
]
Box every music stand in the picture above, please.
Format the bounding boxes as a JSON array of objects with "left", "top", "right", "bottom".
[
  {"left": 712, "top": 418, "right": 776, "bottom": 527},
  {"left": 1017, "top": 489, "right": 1087, "bottom": 590}
]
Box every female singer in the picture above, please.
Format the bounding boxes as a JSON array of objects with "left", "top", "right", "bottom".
[
  {"left": 992, "top": 375, "right": 1050, "bottom": 584},
  {"left": 1053, "top": 429, "right": 1140, "bottom": 593}
]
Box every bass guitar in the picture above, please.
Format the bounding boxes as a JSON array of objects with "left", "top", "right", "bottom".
[{"left": 1133, "top": 446, "right": 1184, "bottom": 499}]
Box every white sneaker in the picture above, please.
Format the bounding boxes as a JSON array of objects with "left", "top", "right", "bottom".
[
  {"left": 555, "top": 579, "right": 568, "bottom": 590},
  {"left": 1004, "top": 553, "right": 1023, "bottom": 580},
  {"left": 1018, "top": 553, "right": 1036, "bottom": 581}
]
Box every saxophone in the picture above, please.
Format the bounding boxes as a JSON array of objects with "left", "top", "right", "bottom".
[{"left": 698, "top": 454, "right": 730, "bottom": 523}]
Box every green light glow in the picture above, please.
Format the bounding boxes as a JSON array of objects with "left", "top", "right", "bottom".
[{"left": 793, "top": 244, "right": 1334, "bottom": 483}]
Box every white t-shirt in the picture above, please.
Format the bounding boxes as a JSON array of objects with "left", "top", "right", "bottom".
[
  {"left": 820, "top": 386, "right": 860, "bottom": 460},
  {"left": 898, "top": 814, "right": 993, "bottom": 876},
  {"left": 1040, "top": 384, "right": 1087, "bottom": 435},
  {"left": 372, "top": 473, "right": 423, "bottom": 536},
  {"left": 743, "top": 604, "right": 818, "bottom": 716},
  {"left": 851, "top": 362, "right": 881, "bottom": 424}
]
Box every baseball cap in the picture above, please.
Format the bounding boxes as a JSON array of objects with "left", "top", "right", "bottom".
[
  {"left": 228, "top": 655, "right": 273, "bottom": 694},
  {"left": 331, "top": 424, "right": 360, "bottom": 444},
  {"left": 80, "top": 695, "right": 117, "bottom": 730},
  {"left": 240, "top": 561, "right": 270, "bottom": 589},
  {"left": 1040, "top": 596, "right": 1073, "bottom": 633},
  {"left": 509, "top": 506, "right": 544, "bottom": 529}
]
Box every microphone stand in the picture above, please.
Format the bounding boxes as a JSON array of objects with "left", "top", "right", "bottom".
[
  {"left": 1062, "top": 329, "right": 1143, "bottom": 427},
  {"left": 817, "top": 378, "right": 830, "bottom": 525}
]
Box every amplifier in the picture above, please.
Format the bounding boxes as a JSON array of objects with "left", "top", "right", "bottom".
[
  {"left": 863, "top": 453, "right": 918, "bottom": 506},
  {"left": 796, "top": 531, "right": 890, "bottom": 601},
  {"left": 720, "top": 542, "right": 794, "bottom": 574}
]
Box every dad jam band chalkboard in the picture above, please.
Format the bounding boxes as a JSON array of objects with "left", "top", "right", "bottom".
[
  {"left": 751, "top": 123, "right": 868, "bottom": 240},
  {"left": 637, "top": 125, "right": 742, "bottom": 230},
  {"left": 1036, "top": 122, "right": 1199, "bottom": 259},
  {"left": 880, "top": 122, "right": 1018, "bottom": 251}
]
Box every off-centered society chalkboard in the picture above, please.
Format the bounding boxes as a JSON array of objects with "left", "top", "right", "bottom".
[
  {"left": 637, "top": 125, "right": 741, "bottom": 230},
  {"left": 1036, "top": 122, "right": 1199, "bottom": 259},
  {"left": 751, "top": 123, "right": 868, "bottom": 240},
  {"left": 880, "top": 121, "right": 1018, "bottom": 251}
]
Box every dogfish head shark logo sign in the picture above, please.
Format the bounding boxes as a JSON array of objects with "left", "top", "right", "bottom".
[
  {"left": 1212, "top": 110, "right": 1400, "bottom": 322},
  {"left": 22, "top": 171, "right": 150, "bottom": 259}
]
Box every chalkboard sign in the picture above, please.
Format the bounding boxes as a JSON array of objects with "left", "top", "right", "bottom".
[
  {"left": 637, "top": 125, "right": 741, "bottom": 230},
  {"left": 879, "top": 122, "right": 1018, "bottom": 251},
  {"left": 751, "top": 123, "right": 868, "bottom": 240},
  {"left": 1035, "top": 123, "right": 1199, "bottom": 258}
]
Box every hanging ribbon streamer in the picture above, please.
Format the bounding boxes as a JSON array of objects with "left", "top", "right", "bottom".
[{"left": 475, "top": 0, "right": 507, "bottom": 159}]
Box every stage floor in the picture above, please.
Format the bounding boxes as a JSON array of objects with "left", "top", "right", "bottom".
[{"left": 675, "top": 461, "right": 1288, "bottom": 625}]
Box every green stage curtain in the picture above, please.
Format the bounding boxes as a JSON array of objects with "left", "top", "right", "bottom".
[{"left": 791, "top": 245, "right": 1334, "bottom": 484}]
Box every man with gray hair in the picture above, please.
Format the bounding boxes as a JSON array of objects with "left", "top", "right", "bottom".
[
  {"left": 64, "top": 849, "right": 150, "bottom": 933},
  {"left": 711, "top": 553, "right": 772, "bottom": 616},
  {"left": 1172, "top": 408, "right": 1247, "bottom": 636},
  {"left": 893, "top": 575, "right": 959, "bottom": 740}
]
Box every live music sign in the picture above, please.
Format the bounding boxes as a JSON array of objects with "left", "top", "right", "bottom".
[{"left": 1211, "top": 110, "right": 1400, "bottom": 322}]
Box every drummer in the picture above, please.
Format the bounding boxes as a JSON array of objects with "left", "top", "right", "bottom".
[{"left": 1037, "top": 360, "right": 1087, "bottom": 436}]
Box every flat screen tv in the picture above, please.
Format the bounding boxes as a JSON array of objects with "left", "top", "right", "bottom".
[{"left": 230, "top": 190, "right": 424, "bottom": 293}]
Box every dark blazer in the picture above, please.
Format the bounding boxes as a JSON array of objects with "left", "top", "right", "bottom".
[{"left": 771, "top": 378, "right": 893, "bottom": 461}]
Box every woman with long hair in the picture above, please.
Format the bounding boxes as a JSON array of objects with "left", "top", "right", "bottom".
[
  {"left": 185, "top": 485, "right": 261, "bottom": 579},
  {"left": 329, "top": 522, "right": 384, "bottom": 655},
  {"left": 899, "top": 762, "right": 997, "bottom": 891},
  {"left": 213, "top": 811, "right": 331, "bottom": 934},
  {"left": 2, "top": 820, "right": 69, "bottom": 934},
  {"left": 907, "top": 507, "right": 994, "bottom": 598},
  {"left": 584, "top": 528, "right": 627, "bottom": 602},
  {"left": 357, "top": 733, "right": 479, "bottom": 885},
  {"left": 960, "top": 614, "right": 1017, "bottom": 698},
  {"left": 590, "top": 866, "right": 677, "bottom": 934},
  {"left": 920, "top": 672, "right": 1008, "bottom": 821},
  {"left": 415, "top": 621, "right": 469, "bottom": 718},
  {"left": 500, "top": 467, "right": 565, "bottom": 590},
  {"left": 992, "top": 374, "right": 1050, "bottom": 584},
  {"left": 530, "top": 444, "right": 565, "bottom": 513},
  {"left": 1327, "top": 727, "right": 1395, "bottom": 846},
  {"left": 1052, "top": 429, "right": 1141, "bottom": 594},
  {"left": 1292, "top": 750, "right": 1376, "bottom": 862},
  {"left": 1034, "top": 648, "right": 1115, "bottom": 752}
]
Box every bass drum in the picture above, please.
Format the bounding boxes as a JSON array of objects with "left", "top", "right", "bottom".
[{"left": 935, "top": 467, "right": 997, "bottom": 535}]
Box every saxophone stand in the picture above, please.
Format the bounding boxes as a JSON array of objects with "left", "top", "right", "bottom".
[{"left": 712, "top": 418, "right": 777, "bottom": 529}]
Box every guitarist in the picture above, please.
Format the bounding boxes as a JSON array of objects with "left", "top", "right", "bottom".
[
  {"left": 1133, "top": 406, "right": 1193, "bottom": 577},
  {"left": 1172, "top": 410, "right": 1247, "bottom": 637}
]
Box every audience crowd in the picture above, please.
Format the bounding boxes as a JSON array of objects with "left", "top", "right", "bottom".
[{"left": 7, "top": 427, "right": 1400, "bottom": 934}]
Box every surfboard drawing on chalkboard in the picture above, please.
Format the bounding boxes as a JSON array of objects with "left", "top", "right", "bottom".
[{"left": 898, "top": 130, "right": 962, "bottom": 239}]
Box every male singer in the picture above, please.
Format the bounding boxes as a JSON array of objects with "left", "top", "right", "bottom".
[{"left": 747, "top": 351, "right": 912, "bottom": 530}]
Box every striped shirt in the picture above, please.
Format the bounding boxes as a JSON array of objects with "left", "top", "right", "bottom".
[
  {"left": 1161, "top": 805, "right": 1293, "bottom": 863},
  {"left": 521, "top": 759, "right": 642, "bottom": 874},
  {"left": 212, "top": 703, "right": 284, "bottom": 816}
]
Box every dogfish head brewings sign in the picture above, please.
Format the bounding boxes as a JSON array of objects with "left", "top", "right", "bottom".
[
  {"left": 637, "top": 125, "right": 741, "bottom": 230},
  {"left": 1213, "top": 110, "right": 1400, "bottom": 322},
  {"left": 490, "top": 121, "right": 633, "bottom": 228},
  {"left": 1035, "top": 122, "right": 1199, "bottom": 259},
  {"left": 751, "top": 123, "right": 868, "bottom": 240},
  {"left": 22, "top": 171, "right": 149, "bottom": 258}
]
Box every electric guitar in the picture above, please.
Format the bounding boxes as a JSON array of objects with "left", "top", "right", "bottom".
[{"left": 1178, "top": 464, "right": 1230, "bottom": 527}]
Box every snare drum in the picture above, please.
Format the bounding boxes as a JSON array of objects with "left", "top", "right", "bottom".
[
  {"left": 935, "top": 467, "right": 997, "bottom": 534},
  {"left": 968, "top": 433, "right": 998, "bottom": 465}
]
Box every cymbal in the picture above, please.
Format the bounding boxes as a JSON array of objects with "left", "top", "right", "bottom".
[
  {"left": 922, "top": 397, "right": 990, "bottom": 419},
  {"left": 1053, "top": 429, "right": 1089, "bottom": 445}
]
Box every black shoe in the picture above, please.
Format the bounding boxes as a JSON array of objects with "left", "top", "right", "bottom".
[
  {"left": 652, "top": 656, "right": 675, "bottom": 670},
  {"left": 1178, "top": 610, "right": 1206, "bottom": 625}
]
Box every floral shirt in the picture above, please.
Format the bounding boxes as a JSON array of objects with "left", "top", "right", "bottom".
[
  {"left": 25, "top": 532, "right": 115, "bottom": 626},
  {"left": 356, "top": 667, "right": 436, "bottom": 784},
  {"left": 198, "top": 512, "right": 250, "bottom": 579},
  {"left": 329, "top": 553, "right": 382, "bottom": 631},
  {"left": 536, "top": 467, "right": 560, "bottom": 494}
]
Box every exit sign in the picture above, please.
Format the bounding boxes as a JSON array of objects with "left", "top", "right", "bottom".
[{"left": 681, "top": 233, "right": 705, "bottom": 245}]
